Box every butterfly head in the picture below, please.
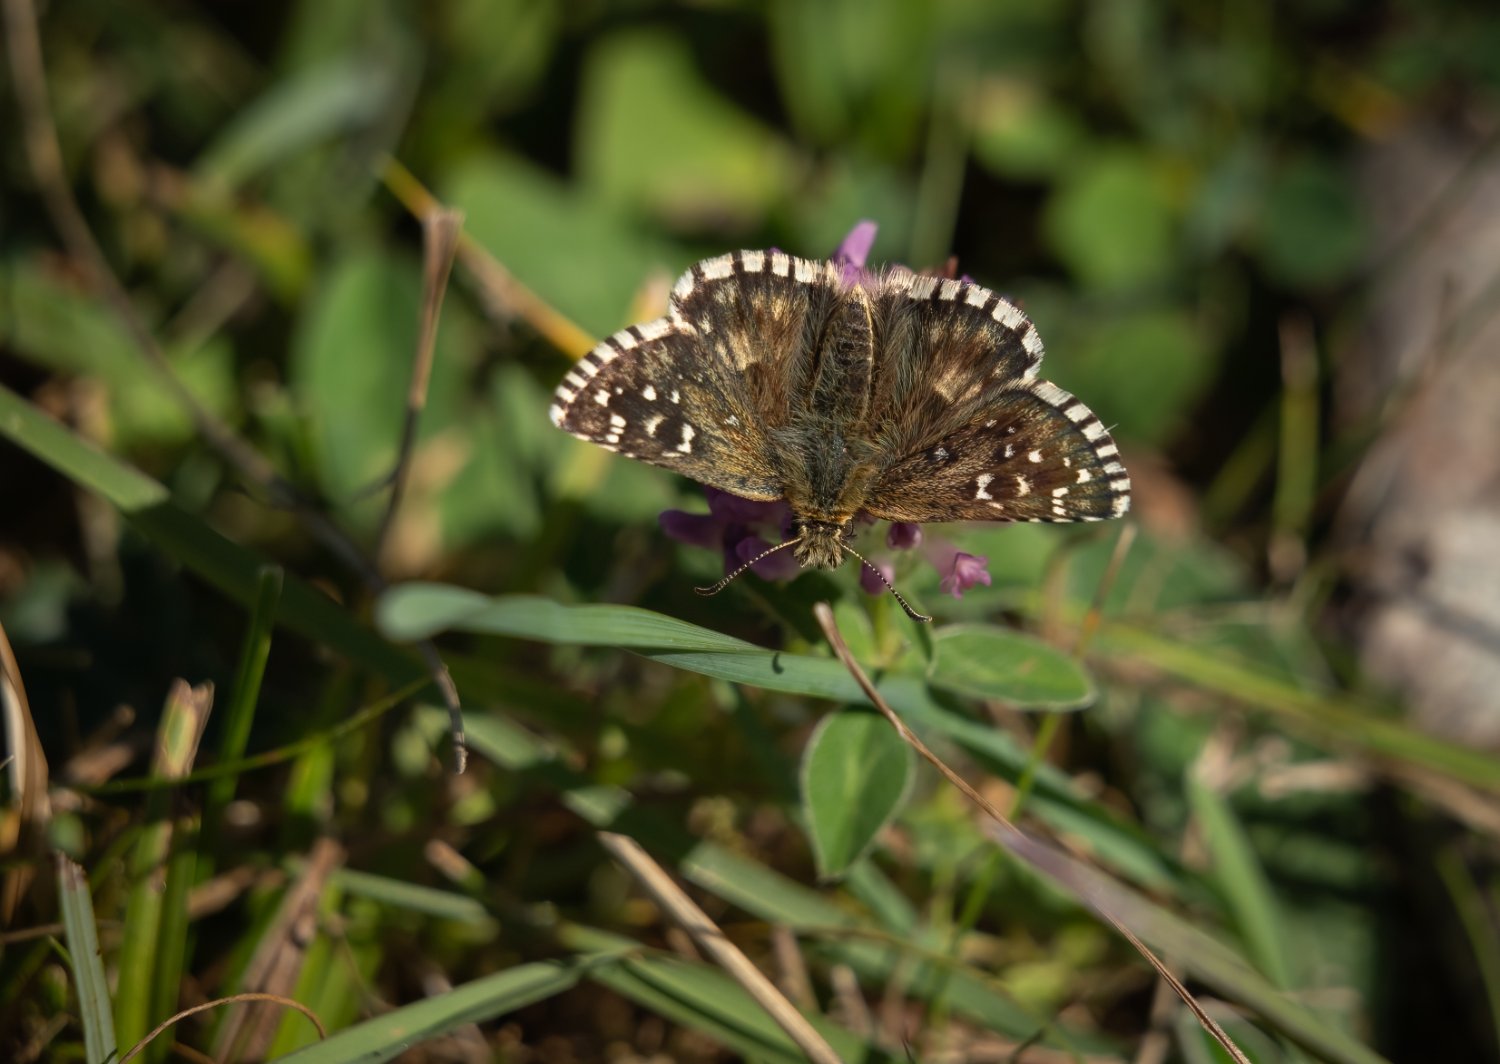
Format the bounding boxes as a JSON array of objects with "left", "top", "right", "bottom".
[{"left": 791, "top": 518, "right": 853, "bottom": 570}]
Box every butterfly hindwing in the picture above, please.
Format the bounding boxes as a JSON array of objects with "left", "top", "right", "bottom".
[
  {"left": 862, "top": 380, "right": 1130, "bottom": 524},
  {"left": 549, "top": 251, "right": 841, "bottom": 502},
  {"left": 865, "top": 274, "right": 1045, "bottom": 456}
]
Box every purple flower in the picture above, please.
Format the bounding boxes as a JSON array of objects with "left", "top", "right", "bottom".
[
  {"left": 927, "top": 539, "right": 993, "bottom": 599},
  {"left": 858, "top": 558, "right": 896, "bottom": 596},
  {"left": 887, "top": 522, "right": 923, "bottom": 550},
  {"left": 661, "top": 487, "right": 797, "bottom": 581},
  {"left": 833, "top": 220, "right": 880, "bottom": 287}
]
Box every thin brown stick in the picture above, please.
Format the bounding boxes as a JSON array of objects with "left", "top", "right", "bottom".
[
  {"left": 119, "top": 992, "right": 327, "bottom": 1064},
  {"left": 380, "top": 157, "right": 598, "bottom": 360},
  {"left": 812, "top": 603, "right": 1251, "bottom": 1064},
  {"left": 4, "top": 0, "right": 468, "bottom": 771},
  {"left": 375, "top": 207, "right": 464, "bottom": 568},
  {"left": 596, "top": 831, "right": 844, "bottom": 1064}
]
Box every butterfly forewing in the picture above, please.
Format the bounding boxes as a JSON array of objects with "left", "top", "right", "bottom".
[
  {"left": 863, "top": 380, "right": 1130, "bottom": 524},
  {"left": 549, "top": 251, "right": 839, "bottom": 502}
]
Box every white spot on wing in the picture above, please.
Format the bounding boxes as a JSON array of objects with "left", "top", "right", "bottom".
[
  {"left": 609, "top": 413, "right": 627, "bottom": 430},
  {"left": 1112, "top": 495, "right": 1131, "bottom": 517},
  {"left": 1052, "top": 486, "right": 1069, "bottom": 498},
  {"left": 642, "top": 384, "right": 656, "bottom": 401},
  {"left": 742, "top": 250, "right": 765, "bottom": 272},
  {"left": 595, "top": 389, "right": 610, "bottom": 406},
  {"left": 1016, "top": 475, "right": 1031, "bottom": 496},
  {"left": 1077, "top": 468, "right": 1092, "bottom": 483},
  {"left": 993, "top": 300, "right": 1026, "bottom": 330},
  {"left": 793, "top": 258, "right": 816, "bottom": 283},
  {"left": 1028, "top": 449, "right": 1042, "bottom": 463},
  {"left": 964, "top": 286, "right": 988, "bottom": 307},
  {"left": 701, "top": 254, "right": 734, "bottom": 281},
  {"left": 906, "top": 276, "right": 938, "bottom": 299},
  {"left": 939, "top": 278, "right": 962, "bottom": 301},
  {"left": 637, "top": 318, "right": 671, "bottom": 342},
  {"left": 975, "top": 473, "right": 994, "bottom": 500},
  {"left": 771, "top": 252, "right": 791, "bottom": 276},
  {"left": 645, "top": 415, "right": 663, "bottom": 437},
  {"left": 1096, "top": 443, "right": 1119, "bottom": 457},
  {"left": 1031, "top": 380, "right": 1069, "bottom": 407},
  {"left": 678, "top": 424, "right": 696, "bottom": 453},
  {"left": 1065, "top": 403, "right": 1091, "bottom": 422},
  {"left": 1081, "top": 421, "right": 1106, "bottom": 441}
]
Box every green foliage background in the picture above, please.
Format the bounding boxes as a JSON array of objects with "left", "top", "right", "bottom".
[{"left": 3, "top": 0, "right": 1499, "bottom": 1060}]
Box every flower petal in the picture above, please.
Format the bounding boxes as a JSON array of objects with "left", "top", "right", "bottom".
[
  {"left": 887, "top": 522, "right": 923, "bottom": 550},
  {"left": 659, "top": 509, "right": 725, "bottom": 550},
  {"left": 939, "top": 552, "right": 992, "bottom": 599}
]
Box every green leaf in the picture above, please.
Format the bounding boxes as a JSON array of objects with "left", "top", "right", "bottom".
[
  {"left": 288, "top": 247, "right": 476, "bottom": 522},
  {"left": 1055, "top": 306, "right": 1216, "bottom": 446},
  {"left": 2, "top": 263, "right": 236, "bottom": 448},
  {"left": 801, "top": 708, "right": 914, "bottom": 878},
  {"left": 1255, "top": 154, "right": 1367, "bottom": 289},
  {"left": 1043, "top": 147, "right": 1177, "bottom": 290},
  {"left": 971, "top": 82, "right": 1090, "bottom": 180},
  {"left": 275, "top": 961, "right": 585, "bottom": 1063},
  {"left": 576, "top": 30, "right": 793, "bottom": 227},
  {"left": 929, "top": 624, "right": 1095, "bottom": 709},
  {"left": 442, "top": 152, "right": 675, "bottom": 339},
  {"left": 196, "top": 54, "right": 401, "bottom": 188}
]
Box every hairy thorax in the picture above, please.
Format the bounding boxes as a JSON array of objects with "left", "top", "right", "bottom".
[{"left": 791, "top": 520, "right": 852, "bottom": 569}]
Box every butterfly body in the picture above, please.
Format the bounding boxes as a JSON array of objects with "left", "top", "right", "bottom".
[{"left": 550, "top": 249, "right": 1129, "bottom": 576}]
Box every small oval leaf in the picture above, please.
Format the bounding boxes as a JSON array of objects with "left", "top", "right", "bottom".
[
  {"left": 928, "top": 624, "right": 1095, "bottom": 710},
  {"left": 800, "top": 708, "right": 913, "bottom": 879}
]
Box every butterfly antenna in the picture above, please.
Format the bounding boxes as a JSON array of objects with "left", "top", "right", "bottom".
[
  {"left": 694, "top": 537, "right": 803, "bottom": 597},
  {"left": 841, "top": 544, "right": 932, "bottom": 623}
]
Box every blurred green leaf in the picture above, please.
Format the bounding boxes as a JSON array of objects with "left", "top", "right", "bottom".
[
  {"left": 1059, "top": 306, "right": 1217, "bottom": 445},
  {"left": 287, "top": 247, "right": 476, "bottom": 525},
  {"left": 971, "top": 81, "right": 1090, "bottom": 180},
  {"left": 3, "top": 263, "right": 236, "bottom": 447},
  {"left": 929, "top": 624, "right": 1095, "bottom": 709},
  {"left": 576, "top": 30, "right": 793, "bottom": 229},
  {"left": 801, "top": 708, "right": 914, "bottom": 878},
  {"left": 443, "top": 152, "right": 675, "bottom": 339},
  {"left": 196, "top": 54, "right": 401, "bottom": 188},
  {"left": 1189, "top": 777, "right": 1295, "bottom": 990},
  {"left": 1256, "top": 154, "right": 1367, "bottom": 289},
  {"left": 1043, "top": 147, "right": 1178, "bottom": 290}
]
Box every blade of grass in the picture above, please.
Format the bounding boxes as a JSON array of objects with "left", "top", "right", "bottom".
[
  {"left": 203, "top": 565, "right": 283, "bottom": 853},
  {"left": 114, "top": 681, "right": 213, "bottom": 1055},
  {"left": 273, "top": 960, "right": 587, "bottom": 1063},
  {"left": 1188, "top": 777, "right": 1293, "bottom": 991},
  {"left": 56, "top": 854, "right": 118, "bottom": 1064},
  {"left": 1098, "top": 622, "right": 1500, "bottom": 792}
]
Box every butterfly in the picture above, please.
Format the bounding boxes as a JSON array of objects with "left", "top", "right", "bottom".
[{"left": 549, "top": 249, "right": 1129, "bottom": 618}]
